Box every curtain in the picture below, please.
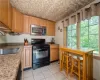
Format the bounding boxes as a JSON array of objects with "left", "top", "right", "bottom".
[
  {"left": 63, "top": 1, "right": 100, "bottom": 27},
  {"left": 91, "top": 4, "right": 97, "bottom": 16},
  {"left": 64, "top": 19, "right": 69, "bottom": 27},
  {"left": 77, "top": 12, "right": 81, "bottom": 22},
  {"left": 96, "top": 2, "right": 100, "bottom": 16},
  {"left": 70, "top": 15, "right": 76, "bottom": 24},
  {"left": 90, "top": 2, "right": 100, "bottom": 16},
  {"left": 85, "top": 7, "right": 91, "bottom": 19}
]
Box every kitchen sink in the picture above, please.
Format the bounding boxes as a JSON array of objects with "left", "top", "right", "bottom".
[{"left": 0, "top": 48, "right": 20, "bottom": 55}]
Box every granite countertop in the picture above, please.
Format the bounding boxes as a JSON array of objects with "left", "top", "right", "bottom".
[{"left": 0, "top": 44, "right": 24, "bottom": 80}]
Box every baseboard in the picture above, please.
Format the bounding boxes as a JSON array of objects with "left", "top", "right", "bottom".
[
  {"left": 23, "top": 67, "right": 32, "bottom": 71},
  {"left": 50, "top": 60, "right": 59, "bottom": 63},
  {"left": 93, "top": 78, "right": 96, "bottom": 80}
]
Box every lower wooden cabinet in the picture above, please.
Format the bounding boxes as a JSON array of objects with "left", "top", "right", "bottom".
[
  {"left": 23, "top": 45, "right": 32, "bottom": 69},
  {"left": 50, "top": 44, "right": 59, "bottom": 62},
  {"left": 23, "top": 15, "right": 30, "bottom": 34}
]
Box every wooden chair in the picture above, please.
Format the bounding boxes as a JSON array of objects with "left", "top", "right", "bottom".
[
  {"left": 71, "top": 56, "right": 83, "bottom": 80},
  {"left": 60, "top": 51, "right": 65, "bottom": 71},
  {"left": 65, "top": 53, "right": 72, "bottom": 75},
  {"left": 60, "top": 52, "right": 72, "bottom": 75}
]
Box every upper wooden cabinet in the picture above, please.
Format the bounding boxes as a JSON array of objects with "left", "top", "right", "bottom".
[
  {"left": 28, "top": 16, "right": 55, "bottom": 36},
  {"left": 12, "top": 8, "right": 23, "bottom": 33},
  {"left": 29, "top": 16, "right": 40, "bottom": 26},
  {"left": 23, "top": 15, "right": 30, "bottom": 34},
  {"left": 8, "top": 2, "right": 12, "bottom": 29},
  {"left": 0, "top": 0, "right": 12, "bottom": 29},
  {"left": 46, "top": 21, "right": 55, "bottom": 36},
  {"left": 0, "top": 0, "right": 2, "bottom": 22},
  {"left": 29, "top": 16, "right": 47, "bottom": 26},
  {"left": 0, "top": 0, "right": 55, "bottom": 35},
  {"left": 39, "top": 19, "right": 47, "bottom": 26}
]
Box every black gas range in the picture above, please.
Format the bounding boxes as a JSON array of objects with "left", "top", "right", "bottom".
[{"left": 31, "top": 39, "right": 50, "bottom": 69}]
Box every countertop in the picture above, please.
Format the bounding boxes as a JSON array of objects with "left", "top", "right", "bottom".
[{"left": 0, "top": 44, "right": 24, "bottom": 80}]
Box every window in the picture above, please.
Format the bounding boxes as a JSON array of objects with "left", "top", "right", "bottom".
[
  {"left": 66, "top": 16, "right": 99, "bottom": 54},
  {"left": 67, "top": 24, "right": 77, "bottom": 49},
  {"left": 80, "top": 16, "right": 99, "bottom": 54}
]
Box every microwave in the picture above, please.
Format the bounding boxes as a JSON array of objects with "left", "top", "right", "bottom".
[{"left": 31, "top": 25, "right": 46, "bottom": 36}]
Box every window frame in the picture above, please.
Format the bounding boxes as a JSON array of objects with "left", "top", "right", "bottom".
[
  {"left": 67, "top": 24, "right": 77, "bottom": 49},
  {"left": 66, "top": 16, "right": 100, "bottom": 55},
  {"left": 80, "top": 16, "right": 99, "bottom": 54}
]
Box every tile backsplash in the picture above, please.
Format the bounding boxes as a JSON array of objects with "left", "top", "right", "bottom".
[
  {"left": 5, "top": 34, "right": 55, "bottom": 43},
  {"left": 0, "top": 35, "right": 7, "bottom": 43}
]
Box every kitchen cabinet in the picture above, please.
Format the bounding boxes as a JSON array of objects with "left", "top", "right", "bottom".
[
  {"left": 0, "top": 0, "right": 12, "bottom": 28},
  {"left": 8, "top": 2, "right": 12, "bottom": 29},
  {"left": 28, "top": 16, "right": 55, "bottom": 36},
  {"left": 0, "top": 0, "right": 2, "bottom": 22},
  {"left": 50, "top": 44, "right": 59, "bottom": 62},
  {"left": 29, "top": 16, "right": 40, "bottom": 26},
  {"left": 0, "top": 1, "right": 55, "bottom": 34},
  {"left": 29, "top": 16, "right": 47, "bottom": 26},
  {"left": 12, "top": 8, "right": 23, "bottom": 33},
  {"left": 46, "top": 21, "right": 55, "bottom": 36},
  {"left": 39, "top": 19, "right": 47, "bottom": 26},
  {"left": 23, "top": 15, "right": 30, "bottom": 34},
  {"left": 23, "top": 45, "right": 32, "bottom": 69}
]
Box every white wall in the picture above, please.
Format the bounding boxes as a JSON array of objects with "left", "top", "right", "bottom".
[
  {"left": 93, "top": 59, "right": 100, "bottom": 80},
  {"left": 6, "top": 34, "right": 54, "bottom": 43},
  {"left": 55, "top": 20, "right": 63, "bottom": 46},
  {"left": 0, "top": 35, "right": 7, "bottom": 43}
]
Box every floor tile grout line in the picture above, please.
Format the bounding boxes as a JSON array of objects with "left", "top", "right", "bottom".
[
  {"left": 31, "top": 68, "right": 35, "bottom": 80},
  {"left": 24, "top": 61, "right": 68, "bottom": 80},
  {"left": 23, "top": 69, "right": 33, "bottom": 79},
  {"left": 32, "top": 68, "right": 46, "bottom": 80},
  {"left": 41, "top": 70, "right": 46, "bottom": 80}
]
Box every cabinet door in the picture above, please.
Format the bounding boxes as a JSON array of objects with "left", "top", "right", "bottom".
[
  {"left": 47, "top": 21, "right": 55, "bottom": 36},
  {"left": 0, "top": 0, "right": 1, "bottom": 22},
  {"left": 8, "top": 1, "right": 12, "bottom": 29},
  {"left": 23, "top": 15, "right": 30, "bottom": 34},
  {"left": 0, "top": 0, "right": 8, "bottom": 26},
  {"left": 50, "top": 48, "right": 59, "bottom": 62},
  {"left": 29, "top": 16, "right": 40, "bottom": 26},
  {"left": 0, "top": 0, "right": 12, "bottom": 29},
  {"left": 39, "top": 19, "right": 47, "bottom": 26},
  {"left": 12, "top": 8, "right": 23, "bottom": 33},
  {"left": 23, "top": 46, "right": 32, "bottom": 69}
]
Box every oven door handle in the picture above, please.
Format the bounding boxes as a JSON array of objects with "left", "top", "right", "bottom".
[{"left": 39, "top": 48, "right": 48, "bottom": 51}]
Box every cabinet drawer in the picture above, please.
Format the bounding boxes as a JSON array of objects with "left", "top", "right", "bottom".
[{"left": 50, "top": 44, "right": 59, "bottom": 48}]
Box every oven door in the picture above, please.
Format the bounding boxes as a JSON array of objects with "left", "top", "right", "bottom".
[{"left": 32, "top": 45, "right": 50, "bottom": 63}]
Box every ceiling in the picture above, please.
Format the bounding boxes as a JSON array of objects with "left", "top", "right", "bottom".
[{"left": 10, "top": 0, "right": 94, "bottom": 21}]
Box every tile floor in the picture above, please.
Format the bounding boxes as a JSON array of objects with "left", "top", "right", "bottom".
[{"left": 23, "top": 62, "right": 75, "bottom": 80}]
